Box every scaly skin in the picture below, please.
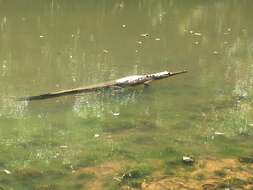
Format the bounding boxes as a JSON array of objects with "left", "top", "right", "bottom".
[{"left": 18, "top": 70, "right": 187, "bottom": 101}]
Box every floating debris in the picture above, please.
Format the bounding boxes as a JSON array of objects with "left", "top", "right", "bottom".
[
  {"left": 60, "top": 145, "right": 68, "bottom": 149},
  {"left": 237, "top": 91, "right": 248, "bottom": 99},
  {"left": 193, "top": 32, "right": 202, "bottom": 36},
  {"left": 214, "top": 131, "right": 225, "bottom": 136},
  {"left": 248, "top": 123, "right": 253, "bottom": 127},
  {"left": 140, "top": 33, "right": 149, "bottom": 37},
  {"left": 122, "top": 24, "right": 126, "bottom": 28},
  {"left": 242, "top": 29, "right": 247, "bottom": 34},
  {"left": 182, "top": 156, "right": 194, "bottom": 164},
  {"left": 155, "top": 38, "right": 161, "bottom": 41},
  {"left": 119, "top": 2, "right": 124, "bottom": 8},
  {"left": 136, "top": 41, "right": 142, "bottom": 44},
  {"left": 113, "top": 176, "right": 122, "bottom": 182},
  {"left": 72, "top": 76, "right": 76, "bottom": 82},
  {"left": 213, "top": 51, "right": 219, "bottom": 55},
  {"left": 94, "top": 134, "right": 100, "bottom": 138},
  {"left": 194, "top": 41, "right": 199, "bottom": 45},
  {"left": 227, "top": 28, "right": 231, "bottom": 32},
  {"left": 103, "top": 49, "right": 109, "bottom": 53},
  {"left": 2, "top": 169, "right": 11, "bottom": 175},
  {"left": 113, "top": 112, "right": 120, "bottom": 116},
  {"left": 189, "top": 30, "right": 194, "bottom": 34},
  {"left": 39, "top": 35, "right": 44, "bottom": 38}
]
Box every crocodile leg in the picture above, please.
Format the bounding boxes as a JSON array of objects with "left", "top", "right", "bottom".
[{"left": 144, "top": 80, "right": 153, "bottom": 86}]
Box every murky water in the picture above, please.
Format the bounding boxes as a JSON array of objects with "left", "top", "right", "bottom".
[{"left": 0, "top": 1, "right": 253, "bottom": 189}]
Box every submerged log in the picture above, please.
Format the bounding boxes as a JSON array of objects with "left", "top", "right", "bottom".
[{"left": 18, "top": 70, "right": 187, "bottom": 101}]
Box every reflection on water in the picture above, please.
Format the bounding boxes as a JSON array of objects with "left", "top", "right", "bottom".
[
  {"left": 73, "top": 89, "right": 144, "bottom": 119},
  {"left": 0, "top": 1, "right": 253, "bottom": 189},
  {"left": 0, "top": 97, "right": 28, "bottom": 118}
]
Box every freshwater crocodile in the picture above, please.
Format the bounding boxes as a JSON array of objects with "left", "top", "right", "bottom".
[{"left": 18, "top": 70, "right": 187, "bottom": 101}]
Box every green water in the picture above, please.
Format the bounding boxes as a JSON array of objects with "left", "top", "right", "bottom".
[{"left": 0, "top": 1, "right": 253, "bottom": 189}]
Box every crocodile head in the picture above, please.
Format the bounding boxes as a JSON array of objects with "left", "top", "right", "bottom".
[{"left": 150, "top": 70, "right": 187, "bottom": 80}]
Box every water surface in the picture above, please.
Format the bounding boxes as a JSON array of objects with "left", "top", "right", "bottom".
[{"left": 0, "top": 1, "right": 253, "bottom": 189}]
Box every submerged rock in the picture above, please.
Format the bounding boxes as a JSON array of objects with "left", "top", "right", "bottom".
[
  {"left": 238, "top": 156, "right": 253, "bottom": 164},
  {"left": 15, "top": 168, "right": 43, "bottom": 180}
]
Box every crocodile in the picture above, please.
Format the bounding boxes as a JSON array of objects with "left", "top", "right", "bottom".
[{"left": 18, "top": 70, "right": 187, "bottom": 101}]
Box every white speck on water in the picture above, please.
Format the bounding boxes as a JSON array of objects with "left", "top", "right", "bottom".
[
  {"left": 248, "top": 123, "right": 253, "bottom": 127},
  {"left": 242, "top": 28, "right": 247, "bottom": 34},
  {"left": 193, "top": 32, "right": 202, "bottom": 36},
  {"left": 94, "top": 134, "right": 100, "bottom": 138},
  {"left": 113, "top": 112, "right": 120, "bottom": 116},
  {"left": 71, "top": 34, "right": 74, "bottom": 38},
  {"left": 182, "top": 156, "right": 194, "bottom": 163},
  {"left": 189, "top": 30, "right": 194, "bottom": 34},
  {"left": 214, "top": 131, "right": 225, "bottom": 136},
  {"left": 136, "top": 41, "right": 142, "bottom": 44},
  {"left": 183, "top": 156, "right": 190, "bottom": 160},
  {"left": 69, "top": 55, "right": 73, "bottom": 59},
  {"left": 135, "top": 50, "right": 138, "bottom": 53},
  {"left": 224, "top": 32, "right": 229, "bottom": 35},
  {"left": 2, "top": 64, "right": 6, "bottom": 68},
  {"left": 90, "top": 34, "right": 95, "bottom": 42},
  {"left": 224, "top": 41, "right": 228, "bottom": 45},
  {"left": 60, "top": 145, "right": 68, "bottom": 149},
  {"left": 213, "top": 51, "right": 219, "bottom": 55},
  {"left": 140, "top": 33, "right": 149, "bottom": 37},
  {"left": 194, "top": 41, "right": 199, "bottom": 45},
  {"left": 227, "top": 28, "right": 231, "bottom": 32},
  {"left": 2, "top": 16, "right": 7, "bottom": 25},
  {"left": 39, "top": 35, "right": 44, "bottom": 38},
  {"left": 103, "top": 49, "right": 109, "bottom": 53},
  {"left": 155, "top": 38, "right": 160, "bottom": 41},
  {"left": 122, "top": 24, "right": 126, "bottom": 28},
  {"left": 2, "top": 169, "right": 11, "bottom": 174},
  {"left": 54, "top": 153, "right": 60, "bottom": 158},
  {"left": 119, "top": 2, "right": 124, "bottom": 8},
  {"left": 36, "top": 152, "right": 42, "bottom": 158}
]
